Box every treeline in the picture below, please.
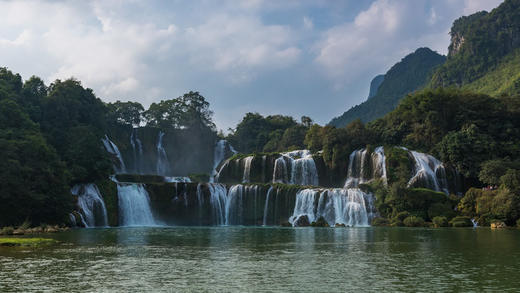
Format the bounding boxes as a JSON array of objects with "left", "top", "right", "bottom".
[{"left": 0, "top": 68, "right": 217, "bottom": 226}]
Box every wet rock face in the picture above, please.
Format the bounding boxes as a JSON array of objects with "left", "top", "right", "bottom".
[{"left": 293, "top": 215, "right": 310, "bottom": 227}]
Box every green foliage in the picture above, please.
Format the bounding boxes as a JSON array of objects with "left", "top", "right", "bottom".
[
  {"left": 0, "top": 99, "right": 72, "bottom": 226},
  {"left": 479, "top": 159, "right": 520, "bottom": 186},
  {"left": 431, "top": 1, "right": 520, "bottom": 89},
  {"left": 458, "top": 186, "right": 520, "bottom": 226},
  {"left": 432, "top": 216, "right": 449, "bottom": 227},
  {"left": 144, "top": 91, "right": 216, "bottom": 131},
  {"left": 517, "top": 218, "right": 520, "bottom": 228},
  {"left": 385, "top": 147, "right": 412, "bottom": 185},
  {"left": 330, "top": 48, "right": 446, "bottom": 127},
  {"left": 107, "top": 101, "right": 144, "bottom": 127},
  {"left": 449, "top": 216, "right": 473, "bottom": 227},
  {"left": 189, "top": 173, "right": 210, "bottom": 182},
  {"left": 228, "top": 113, "right": 309, "bottom": 153},
  {"left": 371, "top": 217, "right": 389, "bottom": 226},
  {"left": 403, "top": 216, "right": 425, "bottom": 227}
]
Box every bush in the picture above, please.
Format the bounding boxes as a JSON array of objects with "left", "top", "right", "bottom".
[
  {"left": 0, "top": 227, "right": 14, "bottom": 235},
  {"left": 432, "top": 216, "right": 449, "bottom": 227},
  {"left": 371, "top": 217, "right": 389, "bottom": 226},
  {"left": 394, "top": 211, "right": 410, "bottom": 222},
  {"left": 403, "top": 216, "right": 425, "bottom": 227},
  {"left": 450, "top": 216, "right": 473, "bottom": 227},
  {"left": 516, "top": 218, "right": 520, "bottom": 228}
]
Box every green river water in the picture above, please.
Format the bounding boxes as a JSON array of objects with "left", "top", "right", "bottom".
[{"left": 1, "top": 227, "right": 519, "bottom": 292}]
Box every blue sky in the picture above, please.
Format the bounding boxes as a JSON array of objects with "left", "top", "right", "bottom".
[{"left": 0, "top": 0, "right": 503, "bottom": 131}]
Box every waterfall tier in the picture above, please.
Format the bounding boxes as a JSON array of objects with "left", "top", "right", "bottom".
[
  {"left": 117, "top": 183, "right": 157, "bottom": 226},
  {"left": 71, "top": 184, "right": 108, "bottom": 227}
]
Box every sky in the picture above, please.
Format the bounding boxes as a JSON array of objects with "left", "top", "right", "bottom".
[{"left": 0, "top": 0, "right": 504, "bottom": 131}]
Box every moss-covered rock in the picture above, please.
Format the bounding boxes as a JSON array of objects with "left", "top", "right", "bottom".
[
  {"left": 0, "top": 237, "right": 58, "bottom": 247},
  {"left": 432, "top": 216, "right": 449, "bottom": 227},
  {"left": 96, "top": 179, "right": 118, "bottom": 226},
  {"left": 311, "top": 216, "right": 330, "bottom": 227},
  {"left": 403, "top": 216, "right": 425, "bottom": 227},
  {"left": 293, "top": 215, "right": 310, "bottom": 227},
  {"left": 450, "top": 216, "right": 473, "bottom": 227}
]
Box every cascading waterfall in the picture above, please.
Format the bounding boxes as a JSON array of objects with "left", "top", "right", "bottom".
[
  {"left": 210, "top": 140, "right": 234, "bottom": 183},
  {"left": 242, "top": 156, "right": 254, "bottom": 183},
  {"left": 262, "top": 186, "right": 274, "bottom": 226},
  {"left": 102, "top": 135, "right": 126, "bottom": 173},
  {"left": 272, "top": 156, "right": 289, "bottom": 183},
  {"left": 407, "top": 150, "right": 449, "bottom": 193},
  {"left": 71, "top": 184, "right": 108, "bottom": 227},
  {"left": 272, "top": 150, "right": 318, "bottom": 186},
  {"left": 289, "top": 188, "right": 372, "bottom": 227},
  {"left": 156, "top": 131, "right": 170, "bottom": 176},
  {"left": 117, "top": 183, "right": 157, "bottom": 226},
  {"left": 344, "top": 147, "right": 387, "bottom": 188},
  {"left": 208, "top": 183, "right": 227, "bottom": 225},
  {"left": 130, "top": 128, "right": 143, "bottom": 173}
]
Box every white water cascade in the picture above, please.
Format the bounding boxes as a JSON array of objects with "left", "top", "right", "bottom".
[
  {"left": 208, "top": 183, "right": 227, "bottom": 225},
  {"left": 102, "top": 135, "right": 126, "bottom": 173},
  {"left": 407, "top": 150, "right": 449, "bottom": 193},
  {"left": 130, "top": 128, "right": 143, "bottom": 173},
  {"left": 289, "top": 188, "right": 371, "bottom": 227},
  {"left": 210, "top": 140, "right": 236, "bottom": 183},
  {"left": 117, "top": 183, "right": 157, "bottom": 226},
  {"left": 344, "top": 147, "right": 387, "bottom": 188},
  {"left": 272, "top": 150, "right": 319, "bottom": 186},
  {"left": 242, "top": 156, "right": 254, "bottom": 183},
  {"left": 71, "top": 184, "right": 108, "bottom": 227},
  {"left": 156, "top": 131, "right": 170, "bottom": 175},
  {"left": 262, "top": 186, "right": 274, "bottom": 226}
]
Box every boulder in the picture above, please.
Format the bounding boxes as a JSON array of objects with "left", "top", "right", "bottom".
[
  {"left": 335, "top": 223, "right": 346, "bottom": 227},
  {"left": 311, "top": 216, "right": 330, "bottom": 227},
  {"left": 491, "top": 221, "right": 507, "bottom": 229},
  {"left": 293, "top": 215, "right": 310, "bottom": 227}
]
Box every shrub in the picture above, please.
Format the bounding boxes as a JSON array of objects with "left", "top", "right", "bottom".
[
  {"left": 517, "top": 218, "right": 520, "bottom": 228},
  {"left": 371, "top": 217, "right": 389, "bottom": 226},
  {"left": 0, "top": 227, "right": 14, "bottom": 235},
  {"left": 450, "top": 216, "right": 473, "bottom": 227},
  {"left": 432, "top": 216, "right": 449, "bottom": 227},
  {"left": 403, "top": 216, "right": 425, "bottom": 227}
]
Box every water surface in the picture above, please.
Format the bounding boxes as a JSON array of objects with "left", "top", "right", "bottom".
[{"left": 1, "top": 227, "right": 519, "bottom": 292}]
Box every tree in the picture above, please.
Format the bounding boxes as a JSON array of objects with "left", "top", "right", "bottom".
[{"left": 107, "top": 101, "right": 144, "bottom": 127}]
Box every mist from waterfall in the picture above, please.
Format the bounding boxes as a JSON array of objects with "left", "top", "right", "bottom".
[{"left": 71, "top": 184, "right": 108, "bottom": 227}]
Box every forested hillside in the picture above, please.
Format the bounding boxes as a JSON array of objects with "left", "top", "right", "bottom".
[{"left": 329, "top": 48, "right": 445, "bottom": 127}]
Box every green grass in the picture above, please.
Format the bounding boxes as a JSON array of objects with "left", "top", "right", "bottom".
[{"left": 0, "top": 237, "right": 58, "bottom": 247}]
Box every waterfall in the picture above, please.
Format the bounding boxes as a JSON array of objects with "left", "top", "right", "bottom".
[
  {"left": 117, "top": 183, "right": 157, "bottom": 226},
  {"left": 272, "top": 156, "right": 289, "bottom": 183},
  {"left": 208, "top": 183, "right": 227, "bottom": 225},
  {"left": 210, "top": 140, "right": 229, "bottom": 183},
  {"left": 130, "top": 128, "right": 143, "bottom": 173},
  {"left": 372, "top": 146, "right": 387, "bottom": 184},
  {"left": 272, "top": 150, "right": 318, "bottom": 186},
  {"left": 344, "top": 147, "right": 387, "bottom": 188},
  {"left": 225, "top": 185, "right": 244, "bottom": 225},
  {"left": 102, "top": 135, "right": 126, "bottom": 173},
  {"left": 344, "top": 149, "right": 368, "bottom": 188},
  {"left": 407, "top": 150, "right": 449, "bottom": 193},
  {"left": 242, "top": 156, "right": 254, "bottom": 183},
  {"left": 289, "top": 188, "right": 372, "bottom": 227},
  {"left": 156, "top": 131, "right": 170, "bottom": 175},
  {"left": 71, "top": 184, "right": 108, "bottom": 228},
  {"left": 262, "top": 186, "right": 274, "bottom": 226}
]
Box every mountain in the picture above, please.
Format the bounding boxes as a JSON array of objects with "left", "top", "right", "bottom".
[
  {"left": 430, "top": 0, "right": 520, "bottom": 94},
  {"left": 329, "top": 48, "right": 446, "bottom": 127},
  {"left": 367, "top": 74, "right": 385, "bottom": 99}
]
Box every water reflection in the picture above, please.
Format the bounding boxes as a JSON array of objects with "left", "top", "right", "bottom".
[{"left": 1, "top": 227, "right": 520, "bottom": 292}]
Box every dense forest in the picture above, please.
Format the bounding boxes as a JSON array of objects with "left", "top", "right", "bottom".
[{"left": 0, "top": 68, "right": 217, "bottom": 226}]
